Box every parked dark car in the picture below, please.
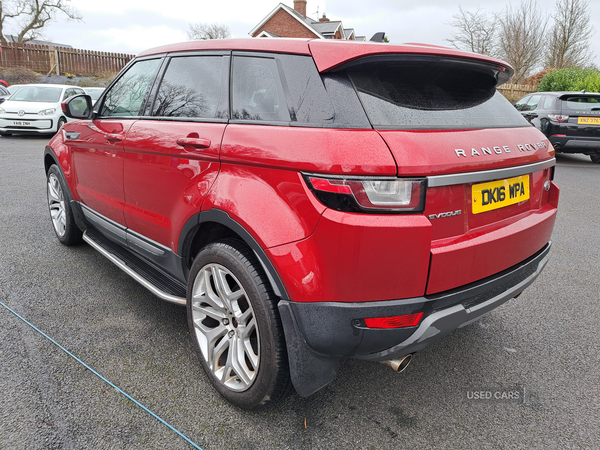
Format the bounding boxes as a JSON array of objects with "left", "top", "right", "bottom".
[
  {"left": 0, "top": 85, "right": 10, "bottom": 104},
  {"left": 515, "top": 91, "right": 600, "bottom": 163}
]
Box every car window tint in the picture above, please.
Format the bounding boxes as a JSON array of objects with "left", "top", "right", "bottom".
[
  {"left": 276, "top": 54, "right": 334, "bottom": 125},
  {"left": 232, "top": 56, "right": 290, "bottom": 122},
  {"left": 524, "top": 94, "right": 542, "bottom": 111},
  {"left": 100, "top": 59, "right": 161, "bottom": 117},
  {"left": 152, "top": 56, "right": 225, "bottom": 119},
  {"left": 514, "top": 96, "right": 530, "bottom": 111},
  {"left": 542, "top": 96, "right": 555, "bottom": 110},
  {"left": 348, "top": 60, "right": 528, "bottom": 130},
  {"left": 563, "top": 96, "right": 600, "bottom": 111}
]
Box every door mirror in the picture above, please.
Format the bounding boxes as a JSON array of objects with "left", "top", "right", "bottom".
[{"left": 62, "top": 94, "right": 93, "bottom": 119}]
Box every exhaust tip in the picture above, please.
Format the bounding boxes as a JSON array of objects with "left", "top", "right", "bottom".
[{"left": 380, "top": 354, "right": 413, "bottom": 373}]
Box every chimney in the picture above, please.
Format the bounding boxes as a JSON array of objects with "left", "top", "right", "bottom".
[
  {"left": 294, "top": 0, "right": 307, "bottom": 17},
  {"left": 319, "top": 13, "right": 329, "bottom": 22}
]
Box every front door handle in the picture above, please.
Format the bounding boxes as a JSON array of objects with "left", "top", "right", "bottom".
[
  {"left": 104, "top": 133, "right": 124, "bottom": 143},
  {"left": 176, "top": 138, "right": 211, "bottom": 149}
]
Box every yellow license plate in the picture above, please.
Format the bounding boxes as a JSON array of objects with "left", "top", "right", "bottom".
[
  {"left": 472, "top": 175, "right": 530, "bottom": 214},
  {"left": 578, "top": 117, "right": 600, "bottom": 125}
]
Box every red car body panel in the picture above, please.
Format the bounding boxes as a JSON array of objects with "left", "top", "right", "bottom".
[
  {"left": 70, "top": 119, "right": 136, "bottom": 225},
  {"left": 427, "top": 199, "right": 557, "bottom": 294},
  {"left": 308, "top": 40, "right": 513, "bottom": 72},
  {"left": 267, "top": 211, "right": 432, "bottom": 303},
  {"left": 122, "top": 121, "right": 224, "bottom": 250},
  {"left": 219, "top": 125, "right": 397, "bottom": 175},
  {"left": 137, "top": 38, "right": 313, "bottom": 58},
  {"left": 202, "top": 164, "right": 325, "bottom": 249},
  {"left": 377, "top": 127, "right": 554, "bottom": 176}
]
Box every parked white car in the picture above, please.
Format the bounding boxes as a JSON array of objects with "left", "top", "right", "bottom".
[{"left": 0, "top": 84, "right": 86, "bottom": 136}]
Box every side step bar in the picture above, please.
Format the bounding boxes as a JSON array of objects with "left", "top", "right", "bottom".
[{"left": 83, "top": 228, "right": 187, "bottom": 306}]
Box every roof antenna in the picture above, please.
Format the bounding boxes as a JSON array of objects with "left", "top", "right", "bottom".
[{"left": 370, "top": 32, "right": 386, "bottom": 42}]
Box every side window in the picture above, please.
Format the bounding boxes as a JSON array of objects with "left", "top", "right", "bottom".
[
  {"left": 232, "top": 56, "right": 290, "bottom": 122},
  {"left": 543, "top": 96, "right": 555, "bottom": 110},
  {"left": 152, "top": 56, "right": 226, "bottom": 119},
  {"left": 524, "top": 94, "right": 542, "bottom": 111},
  {"left": 514, "top": 96, "right": 530, "bottom": 111},
  {"left": 100, "top": 59, "right": 161, "bottom": 117},
  {"left": 63, "top": 89, "right": 75, "bottom": 101},
  {"left": 277, "top": 54, "right": 334, "bottom": 125}
]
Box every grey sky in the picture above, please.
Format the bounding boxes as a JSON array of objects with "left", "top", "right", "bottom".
[{"left": 8, "top": 0, "right": 599, "bottom": 70}]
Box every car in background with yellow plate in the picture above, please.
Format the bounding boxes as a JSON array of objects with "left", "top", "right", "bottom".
[{"left": 515, "top": 91, "right": 600, "bottom": 163}]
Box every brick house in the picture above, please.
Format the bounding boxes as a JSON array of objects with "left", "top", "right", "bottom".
[{"left": 249, "top": 0, "right": 366, "bottom": 41}]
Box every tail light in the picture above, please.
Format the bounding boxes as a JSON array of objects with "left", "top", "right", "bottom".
[
  {"left": 304, "top": 174, "right": 426, "bottom": 213},
  {"left": 548, "top": 115, "right": 569, "bottom": 122}
]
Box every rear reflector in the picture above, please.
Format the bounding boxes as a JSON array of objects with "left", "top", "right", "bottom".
[{"left": 364, "top": 312, "right": 424, "bottom": 329}]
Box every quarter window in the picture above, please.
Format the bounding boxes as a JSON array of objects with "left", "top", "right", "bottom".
[
  {"left": 152, "top": 56, "right": 226, "bottom": 119},
  {"left": 100, "top": 59, "right": 161, "bottom": 117},
  {"left": 232, "top": 56, "right": 290, "bottom": 122}
]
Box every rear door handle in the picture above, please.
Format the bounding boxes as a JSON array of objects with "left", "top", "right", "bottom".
[
  {"left": 176, "top": 138, "right": 211, "bottom": 149},
  {"left": 104, "top": 133, "right": 124, "bottom": 143}
]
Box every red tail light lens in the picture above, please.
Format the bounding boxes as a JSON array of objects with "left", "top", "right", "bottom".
[
  {"left": 305, "top": 174, "right": 426, "bottom": 213},
  {"left": 363, "top": 312, "right": 424, "bottom": 329}
]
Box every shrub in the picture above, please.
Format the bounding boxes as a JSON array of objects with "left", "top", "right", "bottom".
[
  {"left": 538, "top": 67, "right": 600, "bottom": 93},
  {"left": 0, "top": 67, "right": 41, "bottom": 84}
]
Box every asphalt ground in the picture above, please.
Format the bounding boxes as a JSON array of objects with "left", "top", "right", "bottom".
[{"left": 0, "top": 134, "right": 599, "bottom": 450}]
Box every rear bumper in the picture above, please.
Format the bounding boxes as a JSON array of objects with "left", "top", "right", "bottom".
[
  {"left": 550, "top": 135, "right": 600, "bottom": 153},
  {"left": 279, "top": 242, "right": 551, "bottom": 396}
]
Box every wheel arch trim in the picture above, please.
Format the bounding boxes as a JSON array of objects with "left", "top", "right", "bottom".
[{"left": 180, "top": 209, "right": 290, "bottom": 301}]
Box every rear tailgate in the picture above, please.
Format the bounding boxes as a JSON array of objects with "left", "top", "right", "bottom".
[{"left": 379, "top": 126, "right": 557, "bottom": 294}]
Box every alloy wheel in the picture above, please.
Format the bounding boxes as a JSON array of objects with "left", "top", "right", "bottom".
[
  {"left": 47, "top": 173, "right": 66, "bottom": 237},
  {"left": 190, "top": 263, "right": 260, "bottom": 392}
]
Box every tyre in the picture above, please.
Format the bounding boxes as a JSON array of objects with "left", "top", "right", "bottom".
[
  {"left": 0, "top": 131, "right": 12, "bottom": 137},
  {"left": 590, "top": 153, "right": 600, "bottom": 164},
  {"left": 46, "top": 165, "right": 83, "bottom": 245},
  {"left": 187, "top": 239, "right": 291, "bottom": 409},
  {"left": 56, "top": 117, "right": 67, "bottom": 134}
]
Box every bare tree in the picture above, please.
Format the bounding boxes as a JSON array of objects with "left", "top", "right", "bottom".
[
  {"left": 0, "top": 0, "right": 82, "bottom": 44},
  {"left": 496, "top": 0, "right": 549, "bottom": 83},
  {"left": 446, "top": 7, "right": 498, "bottom": 57},
  {"left": 545, "top": 0, "right": 595, "bottom": 69},
  {"left": 187, "top": 22, "right": 231, "bottom": 41}
]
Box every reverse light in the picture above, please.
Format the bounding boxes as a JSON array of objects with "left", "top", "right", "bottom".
[
  {"left": 364, "top": 312, "right": 424, "bottom": 329},
  {"left": 548, "top": 114, "right": 569, "bottom": 122},
  {"left": 38, "top": 108, "right": 56, "bottom": 116},
  {"left": 305, "top": 174, "right": 426, "bottom": 213}
]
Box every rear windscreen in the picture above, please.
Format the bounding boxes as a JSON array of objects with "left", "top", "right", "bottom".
[
  {"left": 346, "top": 60, "right": 529, "bottom": 130},
  {"left": 561, "top": 96, "right": 600, "bottom": 112}
]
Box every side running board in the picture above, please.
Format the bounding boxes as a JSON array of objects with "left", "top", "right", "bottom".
[{"left": 83, "top": 228, "right": 187, "bottom": 306}]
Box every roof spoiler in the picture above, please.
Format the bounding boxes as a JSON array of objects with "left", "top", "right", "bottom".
[{"left": 369, "top": 32, "right": 386, "bottom": 43}]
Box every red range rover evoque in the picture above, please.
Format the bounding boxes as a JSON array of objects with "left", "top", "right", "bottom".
[{"left": 44, "top": 38, "right": 559, "bottom": 409}]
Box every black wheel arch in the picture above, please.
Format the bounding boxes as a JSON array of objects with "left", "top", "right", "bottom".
[
  {"left": 44, "top": 146, "right": 88, "bottom": 233},
  {"left": 179, "top": 209, "right": 290, "bottom": 301}
]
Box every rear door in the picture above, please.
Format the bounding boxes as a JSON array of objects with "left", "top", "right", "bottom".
[{"left": 122, "top": 53, "right": 229, "bottom": 253}]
